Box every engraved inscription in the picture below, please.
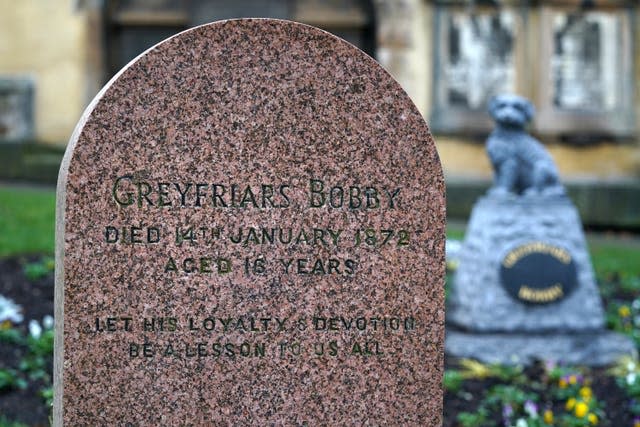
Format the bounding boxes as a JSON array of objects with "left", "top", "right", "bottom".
[
  {"left": 518, "top": 284, "right": 564, "bottom": 303},
  {"left": 112, "top": 176, "right": 401, "bottom": 210},
  {"left": 92, "top": 314, "right": 418, "bottom": 360},
  {"left": 91, "top": 175, "right": 422, "bottom": 362}
]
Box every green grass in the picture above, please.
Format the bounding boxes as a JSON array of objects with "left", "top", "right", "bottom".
[
  {"left": 0, "top": 187, "right": 55, "bottom": 257},
  {"left": 0, "top": 416, "right": 28, "bottom": 427},
  {"left": 446, "top": 221, "right": 466, "bottom": 240},
  {"left": 588, "top": 238, "right": 640, "bottom": 279}
]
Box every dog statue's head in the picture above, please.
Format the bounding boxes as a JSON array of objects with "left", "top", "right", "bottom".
[{"left": 488, "top": 94, "right": 535, "bottom": 128}]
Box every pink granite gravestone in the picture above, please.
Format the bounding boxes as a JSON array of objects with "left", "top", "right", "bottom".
[{"left": 55, "top": 19, "right": 445, "bottom": 425}]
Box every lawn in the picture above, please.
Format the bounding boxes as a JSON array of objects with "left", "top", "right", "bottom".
[{"left": 0, "top": 187, "right": 55, "bottom": 257}]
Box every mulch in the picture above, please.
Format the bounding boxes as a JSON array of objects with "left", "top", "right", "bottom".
[{"left": 0, "top": 256, "right": 635, "bottom": 426}]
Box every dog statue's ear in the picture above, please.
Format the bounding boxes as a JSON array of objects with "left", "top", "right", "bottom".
[
  {"left": 522, "top": 98, "right": 535, "bottom": 122},
  {"left": 488, "top": 96, "right": 500, "bottom": 118}
]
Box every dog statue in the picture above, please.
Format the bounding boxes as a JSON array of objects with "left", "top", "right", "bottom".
[{"left": 486, "top": 94, "right": 565, "bottom": 197}]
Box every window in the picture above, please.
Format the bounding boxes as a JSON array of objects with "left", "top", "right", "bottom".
[
  {"left": 430, "top": 1, "right": 636, "bottom": 138},
  {"left": 431, "top": 4, "right": 525, "bottom": 133},
  {"left": 0, "top": 78, "right": 34, "bottom": 143},
  {"left": 536, "top": 6, "right": 635, "bottom": 136},
  {"left": 105, "top": 0, "right": 376, "bottom": 80}
]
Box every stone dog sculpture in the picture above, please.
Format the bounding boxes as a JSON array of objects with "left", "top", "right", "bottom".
[{"left": 486, "top": 94, "right": 565, "bottom": 197}]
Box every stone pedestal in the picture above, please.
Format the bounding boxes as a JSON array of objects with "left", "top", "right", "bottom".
[
  {"left": 449, "top": 194, "right": 603, "bottom": 332},
  {"left": 446, "top": 194, "right": 636, "bottom": 365}
]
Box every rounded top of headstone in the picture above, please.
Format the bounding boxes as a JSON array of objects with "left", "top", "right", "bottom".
[
  {"left": 63, "top": 19, "right": 437, "bottom": 178},
  {"left": 56, "top": 19, "right": 445, "bottom": 425}
]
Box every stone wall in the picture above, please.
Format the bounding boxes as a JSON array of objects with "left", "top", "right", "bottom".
[{"left": 0, "top": 0, "right": 101, "bottom": 144}]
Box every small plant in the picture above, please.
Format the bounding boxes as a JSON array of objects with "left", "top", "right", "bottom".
[
  {"left": 605, "top": 299, "right": 640, "bottom": 347},
  {"left": 0, "top": 369, "right": 27, "bottom": 392},
  {"left": 449, "top": 360, "right": 612, "bottom": 426},
  {"left": 488, "top": 385, "right": 548, "bottom": 427},
  {"left": 557, "top": 387, "right": 604, "bottom": 426},
  {"left": 547, "top": 365, "right": 587, "bottom": 400},
  {"left": 456, "top": 383, "right": 550, "bottom": 427},
  {"left": 20, "top": 317, "right": 54, "bottom": 381},
  {"left": 443, "top": 369, "right": 464, "bottom": 393},
  {"left": 40, "top": 386, "right": 54, "bottom": 407},
  {"left": 0, "top": 295, "right": 23, "bottom": 325},
  {"left": 618, "top": 274, "right": 640, "bottom": 295},
  {"left": 457, "top": 407, "right": 490, "bottom": 427},
  {"left": 0, "top": 316, "right": 55, "bottom": 424},
  {"left": 22, "top": 257, "right": 55, "bottom": 281},
  {"left": 26, "top": 317, "right": 54, "bottom": 356},
  {"left": 0, "top": 327, "right": 24, "bottom": 345},
  {"left": 548, "top": 367, "right": 605, "bottom": 427},
  {"left": 609, "top": 356, "right": 640, "bottom": 417},
  {"left": 0, "top": 416, "right": 28, "bottom": 427},
  {"left": 456, "top": 358, "right": 525, "bottom": 382}
]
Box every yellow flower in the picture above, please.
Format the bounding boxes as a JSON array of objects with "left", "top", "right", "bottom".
[
  {"left": 619, "top": 305, "right": 631, "bottom": 317},
  {"left": 575, "top": 401, "right": 589, "bottom": 418},
  {"left": 579, "top": 386, "right": 592, "bottom": 398},
  {"left": 579, "top": 386, "right": 593, "bottom": 401},
  {"left": 559, "top": 378, "right": 568, "bottom": 388},
  {"left": 569, "top": 374, "right": 578, "bottom": 385},
  {"left": 566, "top": 397, "right": 576, "bottom": 410},
  {"left": 543, "top": 409, "right": 554, "bottom": 424},
  {"left": 587, "top": 413, "right": 598, "bottom": 425},
  {"left": 0, "top": 320, "right": 12, "bottom": 330}
]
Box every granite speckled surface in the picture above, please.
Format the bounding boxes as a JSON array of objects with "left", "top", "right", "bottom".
[{"left": 55, "top": 19, "right": 445, "bottom": 425}]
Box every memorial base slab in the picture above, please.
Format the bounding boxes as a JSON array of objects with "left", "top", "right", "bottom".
[{"left": 446, "top": 328, "right": 637, "bottom": 367}]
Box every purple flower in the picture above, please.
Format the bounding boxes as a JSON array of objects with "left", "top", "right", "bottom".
[
  {"left": 524, "top": 400, "right": 538, "bottom": 417},
  {"left": 502, "top": 403, "right": 514, "bottom": 425}
]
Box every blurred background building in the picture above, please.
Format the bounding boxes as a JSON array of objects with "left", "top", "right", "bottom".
[{"left": 1, "top": 0, "right": 638, "bottom": 227}]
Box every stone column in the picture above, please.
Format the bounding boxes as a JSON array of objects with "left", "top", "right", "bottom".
[{"left": 374, "top": 0, "right": 431, "bottom": 117}]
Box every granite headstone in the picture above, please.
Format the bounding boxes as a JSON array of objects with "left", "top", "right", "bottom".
[{"left": 55, "top": 19, "right": 446, "bottom": 425}]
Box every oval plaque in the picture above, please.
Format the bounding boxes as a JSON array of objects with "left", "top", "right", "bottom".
[{"left": 500, "top": 242, "right": 577, "bottom": 304}]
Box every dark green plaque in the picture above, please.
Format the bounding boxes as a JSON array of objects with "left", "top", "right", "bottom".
[{"left": 500, "top": 242, "right": 577, "bottom": 304}]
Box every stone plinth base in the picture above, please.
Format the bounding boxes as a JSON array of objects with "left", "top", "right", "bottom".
[
  {"left": 449, "top": 194, "right": 604, "bottom": 332},
  {"left": 446, "top": 328, "right": 637, "bottom": 367}
]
